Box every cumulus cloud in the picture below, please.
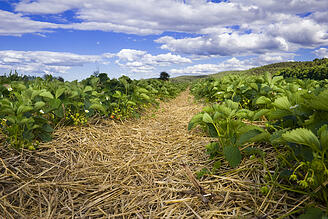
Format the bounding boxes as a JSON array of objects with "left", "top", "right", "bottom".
[
  {"left": 252, "top": 52, "right": 295, "bottom": 66},
  {"left": 0, "top": 10, "right": 58, "bottom": 36},
  {"left": 169, "top": 52, "right": 295, "bottom": 76},
  {"left": 2, "top": 0, "right": 328, "bottom": 76},
  {"left": 0, "top": 49, "right": 192, "bottom": 76},
  {"left": 268, "top": 19, "right": 328, "bottom": 47},
  {"left": 2, "top": 0, "right": 325, "bottom": 57},
  {"left": 0, "top": 50, "right": 100, "bottom": 74},
  {"left": 234, "top": 0, "right": 328, "bottom": 14},
  {"left": 115, "top": 49, "right": 191, "bottom": 73},
  {"left": 169, "top": 57, "right": 255, "bottom": 75},
  {"left": 313, "top": 48, "right": 328, "bottom": 58},
  {"left": 156, "top": 33, "right": 289, "bottom": 56},
  {"left": 14, "top": 0, "right": 256, "bottom": 34}
]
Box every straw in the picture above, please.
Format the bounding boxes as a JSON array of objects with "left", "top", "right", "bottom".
[{"left": 0, "top": 90, "right": 321, "bottom": 218}]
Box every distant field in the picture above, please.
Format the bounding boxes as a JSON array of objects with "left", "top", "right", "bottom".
[{"left": 171, "top": 59, "right": 327, "bottom": 82}]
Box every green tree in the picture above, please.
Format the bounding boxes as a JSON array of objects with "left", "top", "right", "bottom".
[{"left": 159, "top": 72, "right": 170, "bottom": 81}]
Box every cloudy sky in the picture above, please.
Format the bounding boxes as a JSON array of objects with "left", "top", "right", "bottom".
[{"left": 0, "top": 0, "right": 328, "bottom": 81}]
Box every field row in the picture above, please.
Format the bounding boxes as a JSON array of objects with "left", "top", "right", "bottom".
[
  {"left": 0, "top": 74, "right": 187, "bottom": 149},
  {"left": 189, "top": 72, "right": 328, "bottom": 217}
]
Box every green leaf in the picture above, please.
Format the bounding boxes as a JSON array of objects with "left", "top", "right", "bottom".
[
  {"left": 270, "top": 128, "right": 289, "bottom": 145},
  {"left": 249, "top": 83, "right": 258, "bottom": 91},
  {"left": 223, "top": 145, "right": 241, "bottom": 168},
  {"left": 55, "top": 87, "right": 66, "bottom": 99},
  {"left": 208, "top": 124, "right": 219, "bottom": 137},
  {"left": 253, "top": 109, "right": 270, "bottom": 120},
  {"left": 217, "top": 105, "right": 233, "bottom": 117},
  {"left": 264, "top": 72, "right": 272, "bottom": 84},
  {"left": 202, "top": 112, "right": 213, "bottom": 124},
  {"left": 42, "top": 124, "right": 54, "bottom": 133},
  {"left": 272, "top": 75, "right": 283, "bottom": 84},
  {"left": 31, "top": 90, "right": 42, "bottom": 99},
  {"left": 250, "top": 132, "right": 271, "bottom": 142},
  {"left": 90, "top": 103, "right": 106, "bottom": 114},
  {"left": 138, "top": 88, "right": 149, "bottom": 93},
  {"left": 225, "top": 100, "right": 239, "bottom": 110},
  {"left": 273, "top": 96, "right": 291, "bottom": 110},
  {"left": 255, "top": 96, "right": 272, "bottom": 105},
  {"left": 127, "top": 101, "right": 136, "bottom": 106},
  {"left": 188, "top": 114, "right": 203, "bottom": 130},
  {"left": 113, "top": 91, "right": 122, "bottom": 98},
  {"left": 19, "top": 117, "right": 34, "bottom": 124},
  {"left": 17, "top": 105, "right": 33, "bottom": 114},
  {"left": 282, "top": 128, "right": 320, "bottom": 152},
  {"left": 12, "top": 83, "right": 26, "bottom": 91},
  {"left": 83, "top": 86, "right": 93, "bottom": 93},
  {"left": 39, "top": 132, "right": 52, "bottom": 142},
  {"left": 237, "top": 128, "right": 263, "bottom": 146},
  {"left": 69, "top": 90, "right": 79, "bottom": 98},
  {"left": 268, "top": 109, "right": 292, "bottom": 119},
  {"left": 47, "top": 99, "right": 61, "bottom": 112},
  {"left": 34, "top": 101, "right": 46, "bottom": 109},
  {"left": 299, "top": 208, "right": 323, "bottom": 219},
  {"left": 318, "top": 124, "right": 328, "bottom": 152},
  {"left": 205, "top": 142, "right": 220, "bottom": 158},
  {"left": 140, "top": 93, "right": 150, "bottom": 100},
  {"left": 54, "top": 108, "right": 64, "bottom": 118},
  {"left": 6, "top": 116, "right": 16, "bottom": 124},
  {"left": 32, "top": 124, "right": 40, "bottom": 129},
  {"left": 308, "top": 90, "right": 328, "bottom": 111},
  {"left": 39, "top": 91, "right": 54, "bottom": 99}
]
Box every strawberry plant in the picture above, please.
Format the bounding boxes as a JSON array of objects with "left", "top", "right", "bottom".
[
  {"left": 0, "top": 73, "right": 186, "bottom": 149},
  {"left": 190, "top": 71, "right": 328, "bottom": 211}
]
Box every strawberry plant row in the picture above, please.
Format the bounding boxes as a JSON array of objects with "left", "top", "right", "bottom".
[
  {"left": 0, "top": 74, "right": 187, "bottom": 149},
  {"left": 189, "top": 72, "right": 328, "bottom": 214}
]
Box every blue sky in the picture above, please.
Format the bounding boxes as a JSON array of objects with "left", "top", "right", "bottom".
[{"left": 0, "top": 0, "right": 328, "bottom": 81}]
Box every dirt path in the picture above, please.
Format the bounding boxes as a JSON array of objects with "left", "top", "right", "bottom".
[{"left": 1, "top": 90, "right": 215, "bottom": 218}]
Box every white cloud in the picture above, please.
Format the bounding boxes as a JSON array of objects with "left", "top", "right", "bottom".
[
  {"left": 115, "top": 49, "right": 191, "bottom": 73},
  {"left": 253, "top": 52, "right": 295, "bottom": 66},
  {"left": 14, "top": 0, "right": 254, "bottom": 34},
  {"left": 169, "top": 52, "right": 295, "bottom": 76},
  {"left": 0, "top": 50, "right": 100, "bottom": 74},
  {"left": 234, "top": 0, "right": 328, "bottom": 14},
  {"left": 2, "top": 0, "right": 328, "bottom": 79},
  {"left": 117, "top": 49, "right": 147, "bottom": 62},
  {"left": 169, "top": 57, "right": 255, "bottom": 75},
  {"left": 0, "top": 10, "right": 58, "bottom": 36},
  {"left": 156, "top": 33, "right": 288, "bottom": 56},
  {"left": 15, "top": 0, "right": 82, "bottom": 14},
  {"left": 314, "top": 48, "right": 328, "bottom": 58},
  {"left": 3, "top": 0, "right": 326, "bottom": 57},
  {"left": 0, "top": 49, "right": 192, "bottom": 76},
  {"left": 268, "top": 19, "right": 328, "bottom": 47}
]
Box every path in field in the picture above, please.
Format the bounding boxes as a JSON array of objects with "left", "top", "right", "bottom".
[
  {"left": 1, "top": 90, "right": 288, "bottom": 218},
  {"left": 1, "top": 90, "right": 212, "bottom": 218}
]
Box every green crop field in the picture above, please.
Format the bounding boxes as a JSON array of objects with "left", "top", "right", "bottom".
[{"left": 1, "top": 58, "right": 328, "bottom": 218}]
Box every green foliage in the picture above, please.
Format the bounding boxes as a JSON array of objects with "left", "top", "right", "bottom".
[
  {"left": 189, "top": 70, "right": 328, "bottom": 211},
  {"left": 223, "top": 144, "right": 242, "bottom": 168},
  {"left": 0, "top": 74, "right": 187, "bottom": 149},
  {"left": 276, "top": 58, "right": 328, "bottom": 80},
  {"left": 299, "top": 208, "right": 327, "bottom": 219},
  {"left": 159, "top": 71, "right": 170, "bottom": 81}
]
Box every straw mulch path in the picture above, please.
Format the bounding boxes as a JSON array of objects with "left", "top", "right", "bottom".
[{"left": 0, "top": 91, "right": 309, "bottom": 218}]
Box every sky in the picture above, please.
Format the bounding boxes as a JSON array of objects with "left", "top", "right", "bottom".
[{"left": 0, "top": 0, "right": 328, "bottom": 81}]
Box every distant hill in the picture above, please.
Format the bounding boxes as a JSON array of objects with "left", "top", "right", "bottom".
[
  {"left": 170, "top": 70, "right": 242, "bottom": 82},
  {"left": 170, "top": 58, "right": 328, "bottom": 82}
]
